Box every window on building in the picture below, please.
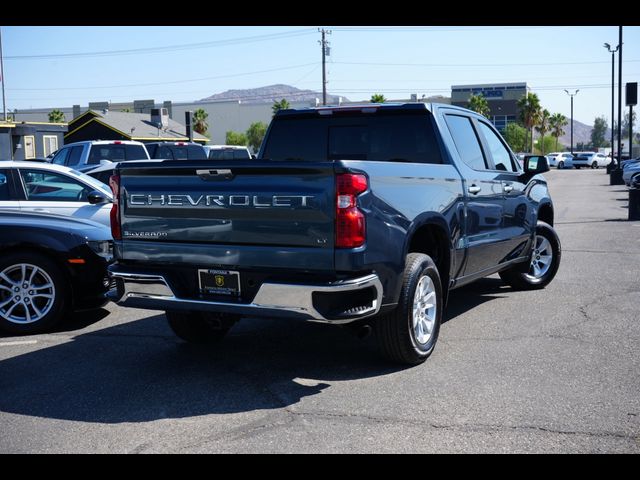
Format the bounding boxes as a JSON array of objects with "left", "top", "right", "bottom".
[
  {"left": 43, "top": 135, "right": 59, "bottom": 157},
  {"left": 24, "top": 136, "right": 36, "bottom": 159},
  {"left": 444, "top": 115, "right": 487, "bottom": 170}
]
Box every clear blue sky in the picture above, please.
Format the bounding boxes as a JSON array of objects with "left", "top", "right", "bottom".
[{"left": 1, "top": 26, "right": 639, "bottom": 126}]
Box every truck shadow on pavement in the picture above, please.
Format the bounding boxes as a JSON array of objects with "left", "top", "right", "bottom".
[{"left": 0, "top": 279, "right": 506, "bottom": 424}]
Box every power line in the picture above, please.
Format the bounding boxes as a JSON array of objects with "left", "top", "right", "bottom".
[
  {"left": 333, "top": 59, "right": 640, "bottom": 68},
  {"left": 4, "top": 29, "right": 316, "bottom": 60},
  {"left": 6, "top": 63, "right": 317, "bottom": 91}
]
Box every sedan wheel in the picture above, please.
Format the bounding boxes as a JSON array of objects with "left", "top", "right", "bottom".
[{"left": 0, "top": 252, "right": 68, "bottom": 334}]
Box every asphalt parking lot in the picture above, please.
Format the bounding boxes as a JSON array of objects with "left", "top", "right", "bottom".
[{"left": 1, "top": 168, "right": 639, "bottom": 453}]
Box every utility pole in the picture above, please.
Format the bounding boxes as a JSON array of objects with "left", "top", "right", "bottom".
[
  {"left": 617, "top": 26, "right": 623, "bottom": 168},
  {"left": 604, "top": 42, "right": 618, "bottom": 171},
  {"left": 319, "top": 28, "right": 331, "bottom": 106},
  {"left": 0, "top": 26, "right": 7, "bottom": 122},
  {"left": 564, "top": 89, "right": 579, "bottom": 155}
]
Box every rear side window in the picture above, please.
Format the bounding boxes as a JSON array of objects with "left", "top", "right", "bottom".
[
  {"left": 263, "top": 112, "right": 443, "bottom": 164},
  {"left": 444, "top": 115, "right": 487, "bottom": 170},
  {"left": 0, "top": 170, "right": 10, "bottom": 200},
  {"left": 233, "top": 149, "right": 251, "bottom": 160}
]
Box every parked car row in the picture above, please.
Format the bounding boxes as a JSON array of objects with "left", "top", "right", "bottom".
[{"left": 622, "top": 158, "right": 640, "bottom": 187}]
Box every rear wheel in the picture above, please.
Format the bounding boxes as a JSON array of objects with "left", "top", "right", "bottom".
[
  {"left": 0, "top": 251, "right": 69, "bottom": 334},
  {"left": 375, "top": 253, "right": 442, "bottom": 365},
  {"left": 558, "top": 161, "right": 565, "bottom": 169},
  {"left": 166, "top": 310, "right": 238, "bottom": 343},
  {"left": 499, "top": 221, "right": 561, "bottom": 290},
  {"left": 592, "top": 161, "right": 598, "bottom": 169}
]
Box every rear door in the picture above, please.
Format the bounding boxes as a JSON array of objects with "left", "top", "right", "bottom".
[{"left": 441, "top": 113, "right": 506, "bottom": 276}]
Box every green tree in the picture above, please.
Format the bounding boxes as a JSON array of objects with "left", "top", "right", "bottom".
[
  {"left": 535, "top": 136, "right": 559, "bottom": 155},
  {"left": 516, "top": 92, "right": 542, "bottom": 152},
  {"left": 467, "top": 93, "right": 490, "bottom": 118},
  {"left": 590, "top": 116, "right": 608, "bottom": 148},
  {"left": 225, "top": 130, "right": 247, "bottom": 146},
  {"left": 120, "top": 108, "right": 131, "bottom": 113},
  {"left": 621, "top": 110, "right": 636, "bottom": 136},
  {"left": 193, "top": 108, "right": 209, "bottom": 135},
  {"left": 370, "top": 93, "right": 386, "bottom": 103},
  {"left": 549, "top": 113, "right": 568, "bottom": 152},
  {"left": 246, "top": 121, "right": 268, "bottom": 152},
  {"left": 272, "top": 99, "right": 290, "bottom": 117},
  {"left": 503, "top": 123, "right": 527, "bottom": 153},
  {"left": 48, "top": 109, "right": 65, "bottom": 123},
  {"left": 535, "top": 109, "right": 551, "bottom": 154}
]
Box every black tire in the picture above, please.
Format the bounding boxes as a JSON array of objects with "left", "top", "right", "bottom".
[
  {"left": 375, "top": 253, "right": 443, "bottom": 365},
  {"left": 166, "top": 310, "right": 237, "bottom": 344},
  {"left": 558, "top": 161, "right": 564, "bottom": 169},
  {"left": 0, "top": 251, "right": 69, "bottom": 334},
  {"left": 591, "top": 161, "right": 598, "bottom": 169},
  {"left": 575, "top": 165, "right": 581, "bottom": 170},
  {"left": 499, "top": 221, "right": 561, "bottom": 290}
]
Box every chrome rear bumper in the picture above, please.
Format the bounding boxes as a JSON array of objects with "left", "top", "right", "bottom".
[{"left": 108, "top": 270, "right": 383, "bottom": 324}]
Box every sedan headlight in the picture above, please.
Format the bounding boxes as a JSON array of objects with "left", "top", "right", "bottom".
[{"left": 87, "top": 240, "right": 114, "bottom": 262}]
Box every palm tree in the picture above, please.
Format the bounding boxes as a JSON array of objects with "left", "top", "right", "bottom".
[
  {"left": 467, "top": 93, "right": 490, "bottom": 118},
  {"left": 516, "top": 92, "right": 542, "bottom": 152},
  {"left": 535, "top": 109, "right": 551, "bottom": 154},
  {"left": 48, "top": 109, "right": 65, "bottom": 123},
  {"left": 370, "top": 93, "right": 386, "bottom": 103},
  {"left": 272, "top": 99, "right": 290, "bottom": 117},
  {"left": 549, "top": 113, "right": 568, "bottom": 152},
  {"left": 193, "top": 108, "right": 209, "bottom": 135}
]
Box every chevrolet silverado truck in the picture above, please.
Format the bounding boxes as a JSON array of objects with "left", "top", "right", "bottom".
[{"left": 107, "top": 103, "right": 560, "bottom": 365}]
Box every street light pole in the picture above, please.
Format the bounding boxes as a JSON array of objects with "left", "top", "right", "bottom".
[
  {"left": 564, "top": 89, "right": 579, "bottom": 155},
  {"left": 604, "top": 43, "right": 619, "bottom": 171}
]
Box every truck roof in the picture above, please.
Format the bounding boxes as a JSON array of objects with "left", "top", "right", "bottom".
[{"left": 273, "top": 102, "right": 471, "bottom": 117}]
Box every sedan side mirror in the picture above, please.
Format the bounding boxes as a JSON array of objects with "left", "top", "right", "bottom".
[
  {"left": 523, "top": 155, "right": 550, "bottom": 175},
  {"left": 87, "top": 190, "right": 109, "bottom": 205}
]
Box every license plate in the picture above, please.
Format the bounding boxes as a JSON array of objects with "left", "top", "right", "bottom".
[{"left": 198, "top": 269, "right": 241, "bottom": 296}]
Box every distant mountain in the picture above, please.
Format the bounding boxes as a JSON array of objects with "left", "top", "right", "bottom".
[
  {"left": 199, "top": 84, "right": 347, "bottom": 105},
  {"left": 557, "top": 119, "right": 611, "bottom": 148}
]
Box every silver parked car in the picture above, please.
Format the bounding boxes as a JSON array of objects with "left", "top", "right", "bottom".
[
  {"left": 0, "top": 161, "right": 113, "bottom": 227},
  {"left": 546, "top": 152, "right": 574, "bottom": 169}
]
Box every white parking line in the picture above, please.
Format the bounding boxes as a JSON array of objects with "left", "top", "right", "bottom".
[{"left": 0, "top": 340, "right": 38, "bottom": 347}]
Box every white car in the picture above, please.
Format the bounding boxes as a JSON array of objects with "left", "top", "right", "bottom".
[
  {"left": 49, "top": 140, "right": 150, "bottom": 173},
  {"left": 546, "top": 152, "right": 574, "bottom": 169},
  {"left": 573, "top": 152, "right": 608, "bottom": 169},
  {"left": 0, "top": 161, "right": 113, "bottom": 227}
]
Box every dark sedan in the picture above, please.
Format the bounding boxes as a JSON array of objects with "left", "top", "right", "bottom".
[{"left": 0, "top": 211, "right": 113, "bottom": 334}]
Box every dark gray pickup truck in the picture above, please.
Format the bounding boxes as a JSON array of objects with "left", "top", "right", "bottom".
[{"left": 107, "top": 103, "right": 560, "bottom": 364}]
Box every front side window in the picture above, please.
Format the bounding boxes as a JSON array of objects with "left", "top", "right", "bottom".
[
  {"left": 19, "top": 169, "right": 91, "bottom": 202},
  {"left": 477, "top": 121, "right": 516, "bottom": 172},
  {"left": 444, "top": 115, "right": 487, "bottom": 170},
  {"left": 51, "top": 147, "right": 70, "bottom": 166}
]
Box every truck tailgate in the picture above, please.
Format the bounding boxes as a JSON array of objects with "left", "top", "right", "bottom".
[{"left": 117, "top": 161, "right": 335, "bottom": 269}]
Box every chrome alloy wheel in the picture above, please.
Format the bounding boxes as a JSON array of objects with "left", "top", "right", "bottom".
[
  {"left": 412, "top": 275, "right": 437, "bottom": 345},
  {"left": 526, "top": 235, "right": 553, "bottom": 280},
  {"left": 0, "top": 263, "right": 56, "bottom": 324}
]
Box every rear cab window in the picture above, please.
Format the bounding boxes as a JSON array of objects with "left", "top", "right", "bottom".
[
  {"left": 87, "top": 144, "right": 148, "bottom": 164},
  {"left": 262, "top": 110, "right": 443, "bottom": 164}
]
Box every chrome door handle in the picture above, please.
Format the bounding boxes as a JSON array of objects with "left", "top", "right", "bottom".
[
  {"left": 468, "top": 185, "right": 481, "bottom": 195},
  {"left": 503, "top": 184, "right": 514, "bottom": 193}
]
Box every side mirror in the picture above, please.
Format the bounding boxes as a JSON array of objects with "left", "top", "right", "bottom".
[
  {"left": 87, "top": 190, "right": 109, "bottom": 205},
  {"left": 523, "top": 155, "right": 550, "bottom": 175}
]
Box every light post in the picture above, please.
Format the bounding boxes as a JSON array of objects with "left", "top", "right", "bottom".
[
  {"left": 604, "top": 43, "right": 619, "bottom": 172},
  {"left": 564, "top": 89, "right": 579, "bottom": 155}
]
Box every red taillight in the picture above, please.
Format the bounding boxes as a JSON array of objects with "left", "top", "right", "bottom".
[
  {"left": 336, "top": 173, "right": 367, "bottom": 248},
  {"left": 113, "top": 141, "right": 122, "bottom": 145},
  {"left": 109, "top": 174, "right": 122, "bottom": 240}
]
